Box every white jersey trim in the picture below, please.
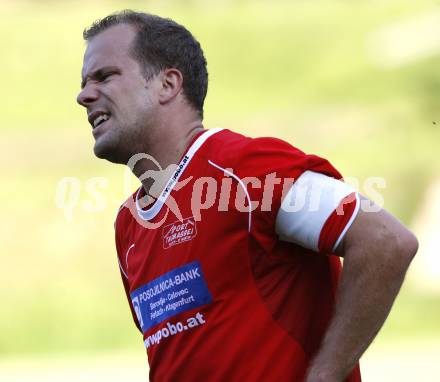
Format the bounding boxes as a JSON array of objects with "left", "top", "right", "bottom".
[
  {"left": 332, "top": 193, "right": 360, "bottom": 251},
  {"left": 117, "top": 243, "right": 135, "bottom": 279},
  {"left": 117, "top": 257, "right": 128, "bottom": 279},
  {"left": 275, "top": 170, "right": 357, "bottom": 252},
  {"left": 135, "top": 128, "right": 223, "bottom": 221},
  {"left": 208, "top": 160, "right": 252, "bottom": 232},
  {"left": 115, "top": 202, "right": 129, "bottom": 279}
]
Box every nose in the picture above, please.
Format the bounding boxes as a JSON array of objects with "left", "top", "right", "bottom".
[{"left": 77, "top": 84, "right": 99, "bottom": 107}]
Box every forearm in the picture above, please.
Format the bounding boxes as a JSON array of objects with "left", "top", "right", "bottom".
[{"left": 306, "top": 229, "right": 417, "bottom": 381}]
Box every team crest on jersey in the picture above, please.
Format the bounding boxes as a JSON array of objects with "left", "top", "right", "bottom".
[{"left": 162, "top": 217, "right": 197, "bottom": 249}]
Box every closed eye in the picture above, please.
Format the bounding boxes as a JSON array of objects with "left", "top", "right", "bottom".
[
  {"left": 98, "top": 72, "right": 116, "bottom": 82},
  {"left": 81, "top": 66, "right": 121, "bottom": 89}
]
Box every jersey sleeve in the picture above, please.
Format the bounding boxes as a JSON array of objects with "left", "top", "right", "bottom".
[
  {"left": 115, "top": 206, "right": 142, "bottom": 333},
  {"left": 275, "top": 170, "right": 360, "bottom": 252},
  {"left": 234, "top": 137, "right": 360, "bottom": 254}
]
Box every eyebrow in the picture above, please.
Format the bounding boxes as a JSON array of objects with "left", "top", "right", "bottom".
[{"left": 81, "top": 66, "right": 120, "bottom": 89}]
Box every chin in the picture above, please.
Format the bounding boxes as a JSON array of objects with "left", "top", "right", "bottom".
[{"left": 94, "top": 141, "right": 123, "bottom": 164}]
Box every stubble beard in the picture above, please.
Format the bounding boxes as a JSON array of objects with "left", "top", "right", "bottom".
[{"left": 93, "top": 119, "right": 126, "bottom": 164}]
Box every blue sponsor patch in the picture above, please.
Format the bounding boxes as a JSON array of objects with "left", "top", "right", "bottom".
[{"left": 130, "top": 261, "right": 212, "bottom": 333}]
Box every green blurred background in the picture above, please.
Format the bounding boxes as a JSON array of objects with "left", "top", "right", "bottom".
[{"left": 1, "top": 0, "right": 439, "bottom": 380}]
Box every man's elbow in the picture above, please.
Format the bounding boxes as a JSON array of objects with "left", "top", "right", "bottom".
[
  {"left": 396, "top": 229, "right": 418, "bottom": 266},
  {"left": 380, "top": 227, "right": 418, "bottom": 275},
  {"left": 341, "top": 207, "right": 418, "bottom": 274}
]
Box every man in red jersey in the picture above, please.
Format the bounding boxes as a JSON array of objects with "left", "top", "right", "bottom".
[{"left": 77, "top": 10, "right": 418, "bottom": 382}]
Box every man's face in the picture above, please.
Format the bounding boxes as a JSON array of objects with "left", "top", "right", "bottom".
[{"left": 77, "top": 24, "right": 159, "bottom": 163}]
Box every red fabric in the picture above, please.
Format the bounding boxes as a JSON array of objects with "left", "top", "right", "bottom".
[
  {"left": 115, "top": 129, "right": 361, "bottom": 381},
  {"left": 318, "top": 192, "right": 358, "bottom": 253}
]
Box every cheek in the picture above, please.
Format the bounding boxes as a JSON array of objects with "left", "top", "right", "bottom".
[{"left": 111, "top": 82, "right": 156, "bottom": 121}]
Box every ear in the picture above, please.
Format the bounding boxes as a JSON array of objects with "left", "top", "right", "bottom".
[{"left": 158, "top": 68, "right": 184, "bottom": 105}]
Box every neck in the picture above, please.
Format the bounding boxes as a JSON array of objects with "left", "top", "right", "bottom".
[{"left": 130, "top": 121, "right": 204, "bottom": 198}]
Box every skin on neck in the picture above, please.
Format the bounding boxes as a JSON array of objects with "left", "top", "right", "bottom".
[{"left": 130, "top": 81, "right": 205, "bottom": 199}]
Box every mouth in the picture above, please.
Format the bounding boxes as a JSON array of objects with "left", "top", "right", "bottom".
[
  {"left": 93, "top": 113, "right": 110, "bottom": 129},
  {"left": 88, "top": 111, "right": 112, "bottom": 135}
]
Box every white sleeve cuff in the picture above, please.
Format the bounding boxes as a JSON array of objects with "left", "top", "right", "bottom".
[{"left": 275, "top": 171, "right": 357, "bottom": 251}]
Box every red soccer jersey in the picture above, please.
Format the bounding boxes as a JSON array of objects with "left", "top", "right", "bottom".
[{"left": 115, "top": 129, "right": 362, "bottom": 381}]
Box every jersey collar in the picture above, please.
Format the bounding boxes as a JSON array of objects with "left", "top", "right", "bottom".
[{"left": 135, "top": 128, "right": 223, "bottom": 221}]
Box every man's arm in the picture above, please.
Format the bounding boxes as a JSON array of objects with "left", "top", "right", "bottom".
[{"left": 305, "top": 196, "right": 418, "bottom": 382}]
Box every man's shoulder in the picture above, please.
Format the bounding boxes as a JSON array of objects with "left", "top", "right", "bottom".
[
  {"left": 114, "top": 191, "right": 138, "bottom": 231},
  {"left": 204, "top": 129, "right": 305, "bottom": 168}
]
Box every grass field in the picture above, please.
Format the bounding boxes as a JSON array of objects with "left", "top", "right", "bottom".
[
  {"left": 1, "top": 0, "right": 439, "bottom": 368},
  {"left": 0, "top": 339, "right": 438, "bottom": 382}
]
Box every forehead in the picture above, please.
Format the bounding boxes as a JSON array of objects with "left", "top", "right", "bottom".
[{"left": 82, "top": 24, "right": 138, "bottom": 76}]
